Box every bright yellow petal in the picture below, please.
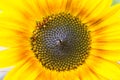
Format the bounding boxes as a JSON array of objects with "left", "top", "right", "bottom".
[
  {"left": 90, "top": 49, "right": 120, "bottom": 62},
  {"left": 4, "top": 58, "right": 41, "bottom": 80},
  {"left": 0, "top": 48, "right": 31, "bottom": 68},
  {"left": 91, "top": 22, "right": 120, "bottom": 51},
  {"left": 35, "top": 70, "right": 52, "bottom": 80},
  {"left": 35, "top": 68, "right": 65, "bottom": 80},
  {"left": 41, "top": 0, "right": 66, "bottom": 14},
  {"left": 0, "top": 29, "right": 30, "bottom": 48},
  {"left": 0, "top": 0, "right": 43, "bottom": 33},
  {"left": 86, "top": 55, "right": 120, "bottom": 80},
  {"left": 76, "top": 0, "right": 112, "bottom": 22},
  {"left": 62, "top": 71, "right": 80, "bottom": 80},
  {"left": 91, "top": 40, "right": 120, "bottom": 50},
  {"left": 89, "top": 4, "right": 120, "bottom": 32},
  {"left": 76, "top": 65, "right": 106, "bottom": 80}
]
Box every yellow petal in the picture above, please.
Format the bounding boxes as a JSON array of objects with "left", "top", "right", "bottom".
[
  {"left": 89, "top": 4, "right": 120, "bottom": 32},
  {"left": 76, "top": 65, "right": 106, "bottom": 80},
  {"left": 0, "top": 30, "right": 31, "bottom": 52},
  {"left": 35, "top": 70, "right": 52, "bottom": 80},
  {"left": 86, "top": 55, "right": 120, "bottom": 80},
  {"left": 0, "top": 0, "right": 42, "bottom": 33},
  {"left": 91, "top": 33, "right": 120, "bottom": 50},
  {"left": 91, "top": 23, "right": 120, "bottom": 40},
  {"left": 62, "top": 71, "right": 80, "bottom": 80},
  {"left": 91, "top": 22, "right": 120, "bottom": 51},
  {"left": 92, "top": 41, "right": 120, "bottom": 50},
  {"left": 0, "top": 47, "right": 32, "bottom": 68},
  {"left": 4, "top": 57, "right": 39, "bottom": 80},
  {"left": 42, "top": 0, "right": 66, "bottom": 14},
  {"left": 77, "top": 0, "right": 112, "bottom": 22},
  {"left": 90, "top": 49, "right": 120, "bottom": 61}
]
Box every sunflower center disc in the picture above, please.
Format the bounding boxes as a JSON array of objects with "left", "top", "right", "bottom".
[{"left": 31, "top": 13, "right": 91, "bottom": 71}]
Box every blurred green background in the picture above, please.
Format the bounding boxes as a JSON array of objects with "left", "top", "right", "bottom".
[{"left": 112, "top": 0, "right": 120, "bottom": 5}]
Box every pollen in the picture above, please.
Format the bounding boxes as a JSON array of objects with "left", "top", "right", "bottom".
[{"left": 31, "top": 12, "right": 91, "bottom": 71}]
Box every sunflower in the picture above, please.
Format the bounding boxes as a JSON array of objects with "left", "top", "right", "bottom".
[{"left": 0, "top": 0, "right": 120, "bottom": 80}]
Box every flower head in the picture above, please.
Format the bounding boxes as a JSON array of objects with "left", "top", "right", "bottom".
[{"left": 0, "top": 0, "right": 120, "bottom": 80}]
